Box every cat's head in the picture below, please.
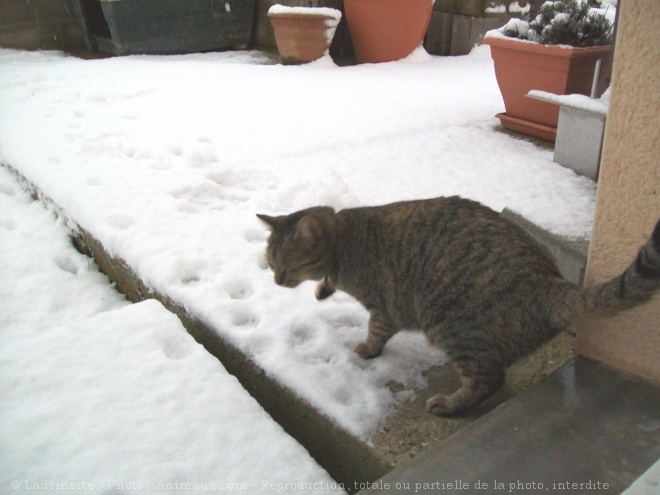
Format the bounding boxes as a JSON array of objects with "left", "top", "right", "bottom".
[{"left": 257, "top": 207, "right": 335, "bottom": 289}]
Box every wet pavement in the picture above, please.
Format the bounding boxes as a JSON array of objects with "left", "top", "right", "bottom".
[{"left": 358, "top": 357, "right": 660, "bottom": 494}]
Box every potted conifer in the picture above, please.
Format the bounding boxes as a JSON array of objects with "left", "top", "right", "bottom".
[{"left": 482, "top": 0, "right": 614, "bottom": 141}]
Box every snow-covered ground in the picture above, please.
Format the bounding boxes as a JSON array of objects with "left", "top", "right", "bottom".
[
  {"left": 0, "top": 166, "right": 344, "bottom": 493},
  {"left": 0, "top": 45, "right": 598, "bottom": 447}
]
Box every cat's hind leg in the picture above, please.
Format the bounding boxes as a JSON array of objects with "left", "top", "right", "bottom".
[
  {"left": 354, "top": 315, "right": 395, "bottom": 359},
  {"left": 426, "top": 360, "right": 505, "bottom": 416}
]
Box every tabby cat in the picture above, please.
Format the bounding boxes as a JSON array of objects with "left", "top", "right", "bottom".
[{"left": 257, "top": 196, "right": 660, "bottom": 416}]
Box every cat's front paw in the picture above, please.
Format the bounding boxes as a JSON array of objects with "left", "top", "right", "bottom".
[
  {"left": 426, "top": 394, "right": 455, "bottom": 416},
  {"left": 354, "top": 342, "right": 381, "bottom": 360}
]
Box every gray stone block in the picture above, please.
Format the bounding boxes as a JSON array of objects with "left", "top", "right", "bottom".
[
  {"left": 527, "top": 91, "right": 607, "bottom": 181},
  {"left": 0, "top": 25, "right": 42, "bottom": 50},
  {"left": 457, "top": 0, "right": 485, "bottom": 17},
  {"left": 450, "top": 14, "right": 509, "bottom": 56},
  {"left": 425, "top": 11, "right": 453, "bottom": 56},
  {"left": 0, "top": 0, "right": 86, "bottom": 51},
  {"left": 0, "top": 0, "right": 36, "bottom": 24},
  {"left": 554, "top": 107, "right": 606, "bottom": 181}
]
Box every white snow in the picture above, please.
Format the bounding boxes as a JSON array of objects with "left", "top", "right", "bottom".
[
  {"left": 268, "top": 4, "right": 342, "bottom": 22},
  {"left": 0, "top": 46, "right": 597, "bottom": 444},
  {"left": 528, "top": 88, "right": 609, "bottom": 116},
  {"left": 485, "top": 4, "right": 506, "bottom": 14},
  {"left": 508, "top": 1, "right": 531, "bottom": 15},
  {"left": 552, "top": 12, "right": 572, "bottom": 25},
  {"left": 502, "top": 18, "right": 531, "bottom": 39},
  {"left": 594, "top": 0, "right": 617, "bottom": 8},
  {"left": 0, "top": 167, "right": 343, "bottom": 493}
]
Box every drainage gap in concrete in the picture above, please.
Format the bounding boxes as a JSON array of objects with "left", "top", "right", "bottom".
[{"left": 72, "top": 228, "right": 391, "bottom": 493}]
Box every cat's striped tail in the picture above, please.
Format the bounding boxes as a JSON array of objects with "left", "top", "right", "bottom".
[{"left": 574, "top": 219, "right": 660, "bottom": 317}]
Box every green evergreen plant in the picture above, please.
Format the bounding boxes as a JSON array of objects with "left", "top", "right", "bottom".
[{"left": 504, "top": 0, "right": 613, "bottom": 47}]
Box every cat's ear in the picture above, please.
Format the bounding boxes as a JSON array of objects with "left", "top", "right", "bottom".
[
  {"left": 295, "top": 215, "right": 324, "bottom": 242},
  {"left": 257, "top": 213, "right": 283, "bottom": 230}
]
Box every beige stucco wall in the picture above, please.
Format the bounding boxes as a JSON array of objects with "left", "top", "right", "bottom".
[{"left": 576, "top": 0, "right": 660, "bottom": 383}]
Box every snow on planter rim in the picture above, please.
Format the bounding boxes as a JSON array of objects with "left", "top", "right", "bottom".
[{"left": 268, "top": 4, "right": 342, "bottom": 22}]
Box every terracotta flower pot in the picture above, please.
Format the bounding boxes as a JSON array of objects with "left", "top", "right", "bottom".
[
  {"left": 483, "top": 36, "right": 613, "bottom": 142},
  {"left": 268, "top": 6, "right": 342, "bottom": 64},
  {"left": 344, "top": 0, "right": 433, "bottom": 64}
]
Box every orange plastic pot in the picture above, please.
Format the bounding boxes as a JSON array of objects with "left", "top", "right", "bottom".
[
  {"left": 344, "top": 0, "right": 433, "bottom": 64},
  {"left": 483, "top": 36, "right": 613, "bottom": 142}
]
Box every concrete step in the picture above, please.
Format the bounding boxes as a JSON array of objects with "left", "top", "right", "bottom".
[
  {"left": 358, "top": 357, "right": 660, "bottom": 494},
  {"left": 72, "top": 221, "right": 576, "bottom": 493}
]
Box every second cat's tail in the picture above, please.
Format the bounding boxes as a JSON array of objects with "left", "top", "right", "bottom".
[{"left": 572, "top": 219, "right": 660, "bottom": 318}]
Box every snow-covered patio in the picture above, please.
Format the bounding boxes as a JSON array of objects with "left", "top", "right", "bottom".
[
  {"left": 1, "top": 45, "right": 598, "bottom": 492},
  {"left": 0, "top": 166, "right": 345, "bottom": 493}
]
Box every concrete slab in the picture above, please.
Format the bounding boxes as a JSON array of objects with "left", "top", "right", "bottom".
[
  {"left": 358, "top": 357, "right": 660, "bottom": 494},
  {"left": 621, "top": 458, "right": 660, "bottom": 495},
  {"left": 554, "top": 106, "right": 605, "bottom": 181},
  {"left": 527, "top": 91, "right": 607, "bottom": 181}
]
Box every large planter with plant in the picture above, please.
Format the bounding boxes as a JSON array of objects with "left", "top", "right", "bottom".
[
  {"left": 268, "top": 5, "right": 342, "bottom": 64},
  {"left": 482, "top": 0, "right": 614, "bottom": 142},
  {"left": 344, "top": 0, "right": 433, "bottom": 63}
]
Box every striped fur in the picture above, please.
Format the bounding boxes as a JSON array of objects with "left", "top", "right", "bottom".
[
  {"left": 574, "top": 220, "right": 660, "bottom": 317},
  {"left": 258, "top": 197, "right": 660, "bottom": 416}
]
